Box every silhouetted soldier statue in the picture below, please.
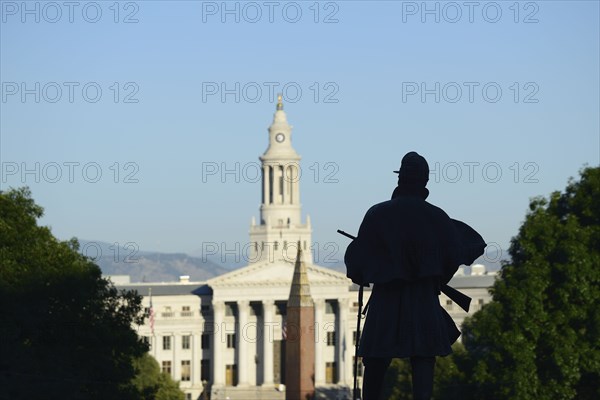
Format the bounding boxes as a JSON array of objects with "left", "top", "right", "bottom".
[{"left": 344, "top": 151, "right": 485, "bottom": 400}]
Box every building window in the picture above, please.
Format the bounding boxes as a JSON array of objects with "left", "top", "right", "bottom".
[
  {"left": 181, "top": 360, "right": 191, "bottom": 381},
  {"left": 326, "top": 362, "right": 338, "bottom": 384},
  {"left": 327, "top": 331, "right": 336, "bottom": 346},
  {"left": 446, "top": 299, "right": 453, "bottom": 310},
  {"left": 354, "top": 357, "right": 364, "bottom": 377},
  {"left": 162, "top": 306, "right": 174, "bottom": 318},
  {"left": 325, "top": 300, "right": 336, "bottom": 314},
  {"left": 201, "top": 359, "right": 211, "bottom": 381},
  {"left": 283, "top": 240, "right": 288, "bottom": 250},
  {"left": 275, "top": 302, "right": 287, "bottom": 316},
  {"left": 274, "top": 241, "right": 279, "bottom": 250},
  {"left": 162, "top": 361, "right": 172, "bottom": 374},
  {"left": 225, "top": 303, "right": 235, "bottom": 317},
  {"left": 182, "top": 335, "right": 191, "bottom": 350},
  {"left": 185, "top": 394, "right": 192, "bottom": 400},
  {"left": 163, "top": 336, "right": 171, "bottom": 350},
  {"left": 181, "top": 305, "right": 193, "bottom": 317},
  {"left": 353, "top": 331, "right": 357, "bottom": 346},
  {"left": 201, "top": 334, "right": 210, "bottom": 349},
  {"left": 478, "top": 298, "right": 484, "bottom": 306},
  {"left": 143, "top": 336, "right": 152, "bottom": 351},
  {"left": 227, "top": 333, "right": 236, "bottom": 349},
  {"left": 225, "top": 364, "right": 238, "bottom": 386}
]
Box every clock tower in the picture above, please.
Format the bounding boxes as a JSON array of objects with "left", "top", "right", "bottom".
[{"left": 248, "top": 95, "right": 313, "bottom": 264}]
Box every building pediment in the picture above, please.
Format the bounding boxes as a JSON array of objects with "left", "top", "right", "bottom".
[{"left": 207, "top": 261, "right": 350, "bottom": 289}]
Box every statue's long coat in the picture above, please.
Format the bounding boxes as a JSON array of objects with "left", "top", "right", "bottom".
[{"left": 344, "top": 192, "right": 484, "bottom": 358}]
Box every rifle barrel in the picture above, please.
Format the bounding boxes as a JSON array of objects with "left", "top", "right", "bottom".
[{"left": 337, "top": 229, "right": 356, "bottom": 240}]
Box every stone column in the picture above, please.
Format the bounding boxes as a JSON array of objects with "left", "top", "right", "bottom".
[
  {"left": 262, "top": 299, "right": 275, "bottom": 386},
  {"left": 281, "top": 164, "right": 286, "bottom": 204},
  {"left": 273, "top": 164, "right": 280, "bottom": 204},
  {"left": 293, "top": 164, "right": 300, "bottom": 205},
  {"left": 314, "top": 299, "right": 325, "bottom": 385},
  {"left": 334, "top": 300, "right": 343, "bottom": 383},
  {"left": 283, "top": 165, "right": 289, "bottom": 205},
  {"left": 237, "top": 300, "right": 250, "bottom": 385},
  {"left": 212, "top": 301, "right": 225, "bottom": 386},
  {"left": 287, "top": 165, "right": 293, "bottom": 205},
  {"left": 338, "top": 299, "right": 350, "bottom": 384},
  {"left": 192, "top": 333, "right": 200, "bottom": 385},
  {"left": 263, "top": 165, "right": 269, "bottom": 205},
  {"left": 172, "top": 334, "right": 179, "bottom": 381}
]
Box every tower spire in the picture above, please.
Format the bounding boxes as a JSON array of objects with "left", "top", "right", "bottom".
[
  {"left": 285, "top": 243, "right": 315, "bottom": 400},
  {"left": 287, "top": 242, "right": 313, "bottom": 307},
  {"left": 249, "top": 102, "right": 312, "bottom": 264}
]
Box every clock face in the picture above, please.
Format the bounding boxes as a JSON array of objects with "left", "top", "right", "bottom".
[{"left": 275, "top": 133, "right": 285, "bottom": 143}]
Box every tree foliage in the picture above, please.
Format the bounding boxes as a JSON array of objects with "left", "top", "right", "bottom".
[
  {"left": 0, "top": 188, "right": 150, "bottom": 399},
  {"left": 132, "top": 353, "right": 185, "bottom": 400},
  {"left": 382, "top": 344, "right": 466, "bottom": 400},
  {"left": 455, "top": 166, "right": 600, "bottom": 399},
  {"left": 382, "top": 357, "right": 412, "bottom": 400}
]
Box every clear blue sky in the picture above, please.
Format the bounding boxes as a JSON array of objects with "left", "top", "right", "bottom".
[{"left": 1, "top": 1, "right": 599, "bottom": 266}]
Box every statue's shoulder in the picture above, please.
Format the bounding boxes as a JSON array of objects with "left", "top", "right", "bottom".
[
  {"left": 365, "top": 197, "right": 452, "bottom": 223},
  {"left": 365, "top": 199, "right": 396, "bottom": 216},
  {"left": 423, "top": 200, "right": 452, "bottom": 221}
]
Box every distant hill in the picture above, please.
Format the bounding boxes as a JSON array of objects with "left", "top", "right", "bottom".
[
  {"left": 81, "top": 240, "right": 509, "bottom": 283},
  {"left": 316, "top": 246, "right": 510, "bottom": 275},
  {"left": 80, "top": 240, "right": 229, "bottom": 283}
]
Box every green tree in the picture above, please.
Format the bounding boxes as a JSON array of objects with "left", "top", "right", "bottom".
[
  {"left": 132, "top": 353, "right": 185, "bottom": 400},
  {"left": 382, "top": 358, "right": 412, "bottom": 400},
  {"left": 382, "top": 343, "right": 466, "bottom": 400},
  {"left": 456, "top": 167, "right": 600, "bottom": 399},
  {"left": 0, "top": 187, "right": 149, "bottom": 399},
  {"left": 432, "top": 343, "right": 467, "bottom": 399}
]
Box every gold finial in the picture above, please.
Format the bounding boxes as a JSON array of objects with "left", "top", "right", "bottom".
[{"left": 276, "top": 93, "right": 283, "bottom": 110}]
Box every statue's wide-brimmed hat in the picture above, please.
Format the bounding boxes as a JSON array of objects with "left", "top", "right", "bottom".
[{"left": 393, "top": 151, "right": 429, "bottom": 187}]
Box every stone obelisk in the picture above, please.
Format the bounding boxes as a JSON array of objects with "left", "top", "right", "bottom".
[{"left": 285, "top": 243, "right": 315, "bottom": 400}]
